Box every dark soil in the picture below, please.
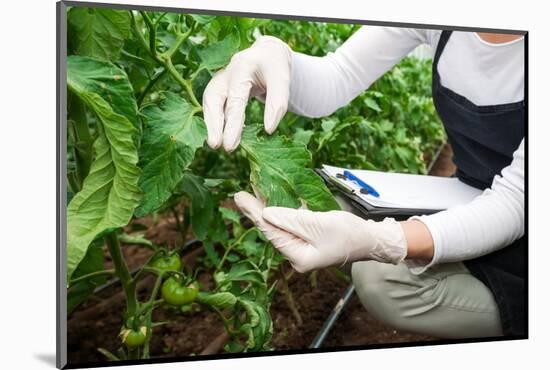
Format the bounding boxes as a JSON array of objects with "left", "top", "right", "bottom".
[{"left": 67, "top": 144, "right": 454, "bottom": 366}]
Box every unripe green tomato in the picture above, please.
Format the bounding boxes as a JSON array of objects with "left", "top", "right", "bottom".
[
  {"left": 161, "top": 277, "right": 199, "bottom": 306},
  {"left": 120, "top": 326, "right": 147, "bottom": 348},
  {"left": 151, "top": 252, "right": 182, "bottom": 273}
]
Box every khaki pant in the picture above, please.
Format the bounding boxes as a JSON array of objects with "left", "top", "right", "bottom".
[
  {"left": 335, "top": 195, "right": 503, "bottom": 338},
  {"left": 351, "top": 260, "right": 503, "bottom": 339}
]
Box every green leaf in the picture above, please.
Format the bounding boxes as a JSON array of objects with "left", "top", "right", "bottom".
[
  {"left": 177, "top": 171, "right": 213, "bottom": 240},
  {"left": 321, "top": 118, "right": 338, "bottom": 133},
  {"left": 197, "top": 29, "right": 240, "bottom": 70},
  {"left": 317, "top": 117, "right": 359, "bottom": 152},
  {"left": 226, "top": 253, "right": 240, "bottom": 263},
  {"left": 203, "top": 178, "right": 239, "bottom": 194},
  {"left": 206, "top": 209, "right": 230, "bottom": 243},
  {"left": 196, "top": 291, "right": 237, "bottom": 309},
  {"left": 380, "top": 119, "right": 394, "bottom": 132},
  {"left": 317, "top": 118, "right": 339, "bottom": 150},
  {"left": 118, "top": 232, "right": 153, "bottom": 247},
  {"left": 67, "top": 240, "right": 106, "bottom": 314},
  {"left": 224, "top": 342, "right": 245, "bottom": 353},
  {"left": 219, "top": 207, "right": 241, "bottom": 224},
  {"left": 216, "top": 260, "right": 266, "bottom": 286},
  {"left": 293, "top": 128, "right": 315, "bottom": 146},
  {"left": 227, "top": 260, "right": 265, "bottom": 285},
  {"left": 220, "top": 207, "right": 244, "bottom": 239},
  {"left": 191, "top": 68, "right": 213, "bottom": 103},
  {"left": 136, "top": 92, "right": 207, "bottom": 216},
  {"left": 235, "top": 229, "right": 264, "bottom": 258},
  {"left": 238, "top": 297, "right": 273, "bottom": 351},
  {"left": 202, "top": 239, "right": 220, "bottom": 266},
  {"left": 240, "top": 126, "right": 339, "bottom": 211},
  {"left": 364, "top": 96, "right": 382, "bottom": 112},
  {"left": 66, "top": 56, "right": 139, "bottom": 130},
  {"left": 191, "top": 15, "right": 216, "bottom": 25},
  {"left": 68, "top": 8, "right": 131, "bottom": 62},
  {"left": 67, "top": 57, "right": 141, "bottom": 279}
]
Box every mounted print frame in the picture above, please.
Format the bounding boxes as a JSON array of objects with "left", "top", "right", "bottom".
[{"left": 57, "top": 1, "right": 528, "bottom": 368}]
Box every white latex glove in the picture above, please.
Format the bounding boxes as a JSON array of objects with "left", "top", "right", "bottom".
[
  {"left": 234, "top": 191, "right": 408, "bottom": 273},
  {"left": 202, "top": 36, "right": 292, "bottom": 152}
]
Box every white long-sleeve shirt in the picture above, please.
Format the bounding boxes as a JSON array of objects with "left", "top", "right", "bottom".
[{"left": 287, "top": 26, "right": 525, "bottom": 271}]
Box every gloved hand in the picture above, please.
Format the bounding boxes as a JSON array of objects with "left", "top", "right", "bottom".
[
  {"left": 202, "top": 36, "right": 292, "bottom": 152},
  {"left": 234, "top": 191, "right": 408, "bottom": 273}
]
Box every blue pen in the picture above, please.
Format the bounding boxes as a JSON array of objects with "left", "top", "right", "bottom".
[{"left": 343, "top": 170, "right": 380, "bottom": 198}]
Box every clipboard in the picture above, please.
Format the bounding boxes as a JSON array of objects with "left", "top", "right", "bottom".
[
  {"left": 316, "top": 169, "right": 439, "bottom": 218},
  {"left": 316, "top": 165, "right": 483, "bottom": 219}
]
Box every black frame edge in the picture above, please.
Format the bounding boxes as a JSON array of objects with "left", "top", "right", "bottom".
[
  {"left": 57, "top": 1, "right": 68, "bottom": 369},
  {"left": 62, "top": 0, "right": 527, "bottom": 34}
]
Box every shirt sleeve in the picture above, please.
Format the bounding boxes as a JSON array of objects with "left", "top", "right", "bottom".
[
  {"left": 288, "top": 26, "right": 427, "bottom": 118},
  {"left": 406, "top": 139, "right": 525, "bottom": 274}
]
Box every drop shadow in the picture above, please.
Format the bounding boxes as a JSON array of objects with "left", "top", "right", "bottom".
[{"left": 34, "top": 353, "right": 57, "bottom": 367}]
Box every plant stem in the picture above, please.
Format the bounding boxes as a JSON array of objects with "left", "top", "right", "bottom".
[
  {"left": 130, "top": 11, "right": 161, "bottom": 65},
  {"left": 148, "top": 275, "right": 163, "bottom": 304},
  {"left": 163, "top": 57, "right": 202, "bottom": 109},
  {"left": 130, "top": 249, "right": 162, "bottom": 283},
  {"left": 139, "top": 11, "right": 158, "bottom": 61},
  {"left": 141, "top": 274, "right": 163, "bottom": 359},
  {"left": 69, "top": 269, "right": 116, "bottom": 285},
  {"left": 309, "top": 270, "right": 318, "bottom": 289},
  {"left": 181, "top": 206, "right": 191, "bottom": 244},
  {"left": 172, "top": 206, "right": 190, "bottom": 244},
  {"left": 279, "top": 265, "right": 303, "bottom": 326},
  {"left": 97, "top": 347, "right": 120, "bottom": 361},
  {"left": 216, "top": 227, "right": 258, "bottom": 271},
  {"left": 137, "top": 68, "right": 166, "bottom": 106},
  {"left": 328, "top": 266, "right": 351, "bottom": 284},
  {"left": 105, "top": 233, "right": 142, "bottom": 360},
  {"left": 67, "top": 172, "right": 80, "bottom": 196},
  {"left": 212, "top": 307, "right": 237, "bottom": 335},
  {"left": 153, "top": 12, "right": 168, "bottom": 27},
  {"left": 68, "top": 92, "right": 93, "bottom": 190},
  {"left": 141, "top": 266, "right": 187, "bottom": 281},
  {"left": 130, "top": 10, "right": 202, "bottom": 110},
  {"left": 142, "top": 310, "right": 152, "bottom": 359},
  {"left": 159, "top": 22, "right": 195, "bottom": 61},
  {"left": 105, "top": 233, "right": 138, "bottom": 316}
]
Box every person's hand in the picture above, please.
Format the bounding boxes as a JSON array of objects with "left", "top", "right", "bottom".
[
  {"left": 234, "top": 191, "right": 408, "bottom": 273},
  {"left": 202, "top": 36, "right": 292, "bottom": 152}
]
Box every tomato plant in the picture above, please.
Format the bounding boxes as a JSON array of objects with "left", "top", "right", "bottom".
[{"left": 66, "top": 6, "right": 444, "bottom": 360}]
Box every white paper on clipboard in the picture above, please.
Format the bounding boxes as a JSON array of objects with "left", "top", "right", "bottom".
[{"left": 321, "top": 165, "right": 483, "bottom": 210}]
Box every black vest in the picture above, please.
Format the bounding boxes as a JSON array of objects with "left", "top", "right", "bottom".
[{"left": 431, "top": 31, "right": 526, "bottom": 336}]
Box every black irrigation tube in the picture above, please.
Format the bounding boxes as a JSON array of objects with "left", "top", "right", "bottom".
[
  {"left": 310, "top": 284, "right": 355, "bottom": 348},
  {"left": 309, "top": 140, "right": 448, "bottom": 349}
]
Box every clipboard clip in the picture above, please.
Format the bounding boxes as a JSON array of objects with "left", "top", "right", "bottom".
[{"left": 338, "top": 170, "right": 381, "bottom": 198}]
